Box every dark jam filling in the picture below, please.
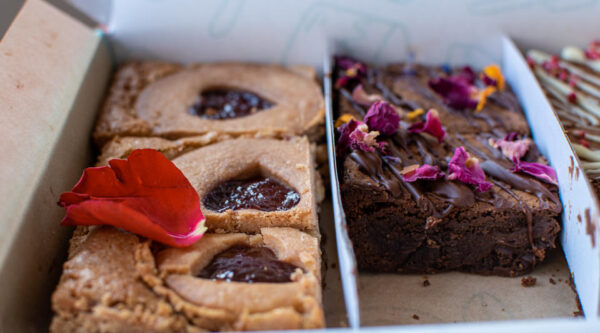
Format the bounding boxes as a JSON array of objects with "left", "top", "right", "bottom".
[
  {"left": 197, "top": 245, "right": 300, "bottom": 283},
  {"left": 203, "top": 177, "right": 300, "bottom": 212},
  {"left": 189, "top": 89, "right": 273, "bottom": 120}
]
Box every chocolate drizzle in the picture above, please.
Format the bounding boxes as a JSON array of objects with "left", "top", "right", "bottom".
[{"left": 336, "top": 60, "right": 562, "bottom": 250}]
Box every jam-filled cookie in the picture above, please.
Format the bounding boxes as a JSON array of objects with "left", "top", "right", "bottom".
[
  {"left": 147, "top": 227, "right": 324, "bottom": 331},
  {"left": 93, "top": 62, "right": 325, "bottom": 146},
  {"left": 99, "top": 136, "right": 322, "bottom": 236},
  {"left": 50, "top": 226, "right": 324, "bottom": 332}
]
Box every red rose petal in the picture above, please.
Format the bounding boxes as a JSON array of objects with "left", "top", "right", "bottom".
[
  {"left": 58, "top": 149, "right": 206, "bottom": 247},
  {"left": 408, "top": 109, "right": 446, "bottom": 143}
]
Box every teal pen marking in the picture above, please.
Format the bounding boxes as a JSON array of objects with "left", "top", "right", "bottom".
[
  {"left": 445, "top": 42, "right": 500, "bottom": 66},
  {"left": 542, "top": 0, "right": 598, "bottom": 12},
  {"left": 280, "top": 2, "right": 411, "bottom": 64},
  {"left": 208, "top": 0, "right": 245, "bottom": 38},
  {"left": 94, "top": 28, "right": 117, "bottom": 68}
]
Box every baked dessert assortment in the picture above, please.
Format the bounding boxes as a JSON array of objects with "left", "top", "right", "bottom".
[
  {"left": 51, "top": 62, "right": 326, "bottom": 331},
  {"left": 333, "top": 56, "right": 562, "bottom": 276},
  {"left": 527, "top": 42, "right": 600, "bottom": 196}
]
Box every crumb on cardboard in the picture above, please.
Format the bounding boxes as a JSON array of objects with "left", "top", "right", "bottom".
[
  {"left": 412, "top": 314, "right": 420, "bottom": 320},
  {"left": 423, "top": 279, "right": 430, "bottom": 287},
  {"left": 521, "top": 276, "right": 536, "bottom": 287},
  {"left": 549, "top": 278, "right": 556, "bottom": 285}
]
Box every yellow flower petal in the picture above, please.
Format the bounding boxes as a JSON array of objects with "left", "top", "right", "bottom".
[
  {"left": 483, "top": 64, "right": 505, "bottom": 91},
  {"left": 475, "top": 86, "right": 497, "bottom": 112},
  {"left": 407, "top": 108, "right": 425, "bottom": 121},
  {"left": 335, "top": 114, "right": 355, "bottom": 128}
]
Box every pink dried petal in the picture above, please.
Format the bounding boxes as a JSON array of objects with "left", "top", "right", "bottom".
[
  {"left": 447, "top": 147, "right": 493, "bottom": 192},
  {"left": 457, "top": 66, "right": 476, "bottom": 84},
  {"left": 337, "top": 119, "right": 384, "bottom": 154},
  {"left": 585, "top": 40, "right": 600, "bottom": 60},
  {"left": 511, "top": 160, "right": 558, "bottom": 185},
  {"left": 349, "top": 123, "right": 382, "bottom": 152},
  {"left": 335, "top": 56, "right": 367, "bottom": 88},
  {"left": 489, "top": 137, "right": 531, "bottom": 161},
  {"left": 402, "top": 164, "right": 444, "bottom": 182},
  {"left": 568, "top": 92, "right": 577, "bottom": 103},
  {"left": 568, "top": 74, "right": 579, "bottom": 87},
  {"left": 580, "top": 138, "right": 591, "bottom": 148},
  {"left": 364, "top": 101, "right": 400, "bottom": 135},
  {"left": 526, "top": 57, "right": 536, "bottom": 69},
  {"left": 336, "top": 119, "right": 360, "bottom": 154},
  {"left": 428, "top": 76, "right": 478, "bottom": 110},
  {"left": 408, "top": 109, "right": 446, "bottom": 143},
  {"left": 352, "top": 84, "right": 383, "bottom": 105},
  {"left": 504, "top": 132, "right": 519, "bottom": 141}
]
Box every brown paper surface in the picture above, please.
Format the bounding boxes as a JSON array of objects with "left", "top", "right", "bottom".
[
  {"left": 321, "top": 198, "right": 350, "bottom": 327},
  {"left": 358, "top": 250, "right": 580, "bottom": 326}
]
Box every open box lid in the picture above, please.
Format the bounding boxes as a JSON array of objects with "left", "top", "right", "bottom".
[
  {"left": 65, "top": 0, "right": 600, "bottom": 67},
  {"left": 2, "top": 0, "right": 600, "bottom": 331}
]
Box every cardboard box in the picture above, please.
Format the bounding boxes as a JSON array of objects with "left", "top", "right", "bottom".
[{"left": 1, "top": 0, "right": 599, "bottom": 331}]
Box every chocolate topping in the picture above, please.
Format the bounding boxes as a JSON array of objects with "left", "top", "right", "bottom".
[
  {"left": 196, "top": 245, "right": 300, "bottom": 283},
  {"left": 203, "top": 177, "right": 300, "bottom": 212},
  {"left": 336, "top": 59, "right": 562, "bottom": 248},
  {"left": 189, "top": 89, "right": 273, "bottom": 120}
]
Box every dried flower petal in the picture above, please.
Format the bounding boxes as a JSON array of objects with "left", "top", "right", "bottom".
[
  {"left": 482, "top": 64, "right": 505, "bottom": 91},
  {"left": 364, "top": 101, "right": 400, "bottom": 135},
  {"left": 402, "top": 164, "right": 445, "bottom": 182},
  {"left": 337, "top": 119, "right": 385, "bottom": 154},
  {"left": 408, "top": 109, "right": 446, "bottom": 143},
  {"left": 580, "top": 138, "right": 591, "bottom": 148},
  {"left": 475, "top": 86, "right": 497, "bottom": 112},
  {"left": 568, "top": 92, "right": 577, "bottom": 103},
  {"left": 584, "top": 40, "right": 600, "bottom": 60},
  {"left": 335, "top": 114, "right": 355, "bottom": 128},
  {"left": 511, "top": 160, "right": 558, "bottom": 185},
  {"left": 489, "top": 137, "right": 532, "bottom": 161},
  {"left": 447, "top": 147, "right": 493, "bottom": 192},
  {"left": 58, "top": 149, "right": 207, "bottom": 247},
  {"left": 456, "top": 66, "right": 477, "bottom": 84},
  {"left": 335, "top": 56, "right": 367, "bottom": 89},
  {"left": 428, "top": 76, "right": 478, "bottom": 110},
  {"left": 407, "top": 108, "right": 425, "bottom": 121},
  {"left": 350, "top": 123, "right": 384, "bottom": 152},
  {"left": 504, "top": 132, "right": 519, "bottom": 141},
  {"left": 352, "top": 84, "right": 383, "bottom": 105}
]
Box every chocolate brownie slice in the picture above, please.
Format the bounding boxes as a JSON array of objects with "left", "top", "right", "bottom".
[{"left": 334, "top": 57, "right": 562, "bottom": 276}]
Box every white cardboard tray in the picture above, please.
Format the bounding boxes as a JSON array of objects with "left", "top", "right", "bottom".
[{"left": 1, "top": 0, "right": 600, "bottom": 331}]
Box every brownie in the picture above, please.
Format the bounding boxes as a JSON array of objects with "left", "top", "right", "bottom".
[
  {"left": 527, "top": 46, "right": 600, "bottom": 197},
  {"left": 334, "top": 57, "right": 562, "bottom": 276},
  {"left": 339, "top": 63, "right": 531, "bottom": 135}
]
